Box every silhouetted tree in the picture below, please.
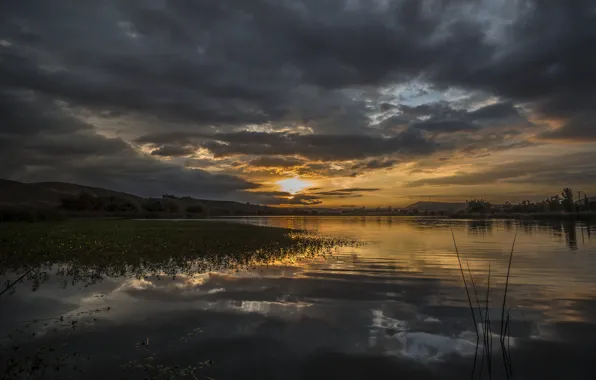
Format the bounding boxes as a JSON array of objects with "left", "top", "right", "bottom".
[
  {"left": 165, "top": 200, "right": 179, "bottom": 213},
  {"left": 561, "top": 188, "right": 575, "bottom": 212},
  {"left": 186, "top": 205, "right": 204, "bottom": 214},
  {"left": 60, "top": 191, "right": 100, "bottom": 211},
  {"left": 466, "top": 199, "right": 492, "bottom": 213},
  {"left": 142, "top": 198, "right": 166, "bottom": 212}
]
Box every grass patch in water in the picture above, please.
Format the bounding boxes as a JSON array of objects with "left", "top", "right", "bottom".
[{"left": 0, "top": 219, "right": 352, "bottom": 293}]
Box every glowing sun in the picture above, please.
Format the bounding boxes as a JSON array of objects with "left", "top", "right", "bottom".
[{"left": 277, "top": 177, "right": 310, "bottom": 194}]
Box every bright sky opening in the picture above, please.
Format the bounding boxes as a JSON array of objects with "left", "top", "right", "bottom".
[{"left": 277, "top": 178, "right": 310, "bottom": 195}]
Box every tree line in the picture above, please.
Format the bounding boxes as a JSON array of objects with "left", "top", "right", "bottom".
[
  {"left": 466, "top": 188, "right": 595, "bottom": 214},
  {"left": 59, "top": 191, "right": 204, "bottom": 214}
]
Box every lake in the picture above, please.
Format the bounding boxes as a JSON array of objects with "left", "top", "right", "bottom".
[{"left": 1, "top": 217, "right": 595, "bottom": 379}]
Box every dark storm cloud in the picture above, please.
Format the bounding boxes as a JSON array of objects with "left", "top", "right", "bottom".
[
  {"left": 135, "top": 132, "right": 206, "bottom": 146},
  {"left": 467, "top": 102, "right": 520, "bottom": 120},
  {"left": 135, "top": 129, "right": 436, "bottom": 167},
  {"left": 0, "top": 89, "right": 91, "bottom": 136},
  {"left": 412, "top": 120, "right": 479, "bottom": 133},
  {"left": 1, "top": 0, "right": 595, "bottom": 192},
  {"left": 382, "top": 101, "right": 531, "bottom": 133},
  {"left": 398, "top": 103, "right": 466, "bottom": 120},
  {"left": 426, "top": 0, "right": 596, "bottom": 141},
  {"left": 0, "top": 0, "right": 381, "bottom": 133},
  {"left": 26, "top": 133, "right": 130, "bottom": 158},
  {"left": 0, "top": 0, "right": 519, "bottom": 136},
  {"left": 0, "top": 89, "right": 259, "bottom": 198},
  {"left": 379, "top": 103, "right": 397, "bottom": 112},
  {"left": 204, "top": 130, "right": 438, "bottom": 161},
  {"left": 150, "top": 145, "right": 196, "bottom": 157},
  {"left": 2, "top": 0, "right": 593, "bottom": 134}
]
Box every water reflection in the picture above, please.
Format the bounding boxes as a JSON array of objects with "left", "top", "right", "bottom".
[
  {"left": 2, "top": 217, "right": 596, "bottom": 379},
  {"left": 467, "top": 220, "right": 493, "bottom": 236}
]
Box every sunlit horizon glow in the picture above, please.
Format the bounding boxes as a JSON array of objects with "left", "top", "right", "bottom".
[{"left": 277, "top": 178, "right": 311, "bottom": 195}]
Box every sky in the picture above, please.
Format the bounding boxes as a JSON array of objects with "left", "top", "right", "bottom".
[{"left": 1, "top": 0, "right": 596, "bottom": 207}]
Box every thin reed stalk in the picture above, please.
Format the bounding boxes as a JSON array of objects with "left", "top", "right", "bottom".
[
  {"left": 500, "top": 232, "right": 517, "bottom": 378},
  {"left": 0, "top": 267, "right": 35, "bottom": 298},
  {"left": 452, "top": 227, "right": 517, "bottom": 380},
  {"left": 465, "top": 255, "right": 486, "bottom": 378},
  {"left": 484, "top": 263, "right": 492, "bottom": 380},
  {"left": 451, "top": 227, "right": 480, "bottom": 380}
]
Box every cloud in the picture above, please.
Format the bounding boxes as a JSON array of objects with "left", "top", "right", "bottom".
[
  {"left": 0, "top": 0, "right": 529, "bottom": 141},
  {"left": 379, "top": 103, "right": 397, "bottom": 112},
  {"left": 3, "top": 1, "right": 592, "bottom": 137},
  {"left": 278, "top": 194, "right": 322, "bottom": 205},
  {"left": 352, "top": 159, "right": 399, "bottom": 170},
  {"left": 405, "top": 152, "right": 596, "bottom": 188},
  {"left": 135, "top": 132, "right": 206, "bottom": 146},
  {"left": 0, "top": 89, "right": 259, "bottom": 199},
  {"left": 539, "top": 115, "right": 596, "bottom": 141},
  {"left": 247, "top": 191, "right": 322, "bottom": 206},
  {"left": 151, "top": 145, "right": 196, "bottom": 157},
  {"left": 316, "top": 188, "right": 381, "bottom": 197},
  {"left": 427, "top": 0, "right": 596, "bottom": 142},
  {"left": 332, "top": 188, "right": 381, "bottom": 193},
  {"left": 468, "top": 102, "right": 521, "bottom": 121},
  {"left": 1, "top": 0, "right": 595, "bottom": 199},
  {"left": 382, "top": 101, "right": 531, "bottom": 134},
  {"left": 412, "top": 120, "right": 479, "bottom": 133},
  {"left": 249, "top": 187, "right": 381, "bottom": 205},
  {"left": 249, "top": 156, "right": 305, "bottom": 168},
  {"left": 203, "top": 130, "right": 438, "bottom": 161}
]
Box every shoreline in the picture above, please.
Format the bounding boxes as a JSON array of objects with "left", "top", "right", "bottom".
[{"left": 2, "top": 205, "right": 596, "bottom": 223}]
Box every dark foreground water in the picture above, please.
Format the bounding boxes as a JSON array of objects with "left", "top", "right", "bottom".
[{"left": 2, "top": 217, "right": 596, "bottom": 379}]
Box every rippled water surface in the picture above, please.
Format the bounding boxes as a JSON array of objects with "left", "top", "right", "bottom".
[{"left": 2, "top": 217, "right": 596, "bottom": 379}]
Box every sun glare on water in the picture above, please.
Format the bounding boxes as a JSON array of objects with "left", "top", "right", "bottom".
[{"left": 277, "top": 177, "right": 310, "bottom": 194}]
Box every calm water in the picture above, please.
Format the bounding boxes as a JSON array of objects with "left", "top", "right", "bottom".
[{"left": 2, "top": 217, "right": 596, "bottom": 379}]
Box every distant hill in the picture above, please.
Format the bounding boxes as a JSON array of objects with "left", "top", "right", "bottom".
[
  {"left": 0, "top": 179, "right": 276, "bottom": 216},
  {"left": 404, "top": 201, "right": 466, "bottom": 212},
  {"left": 0, "top": 179, "right": 142, "bottom": 209}
]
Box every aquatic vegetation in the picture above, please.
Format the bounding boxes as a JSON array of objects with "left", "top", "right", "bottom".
[
  {"left": 452, "top": 228, "right": 517, "bottom": 380},
  {"left": 0, "top": 220, "right": 353, "bottom": 379},
  {"left": 0, "top": 220, "right": 353, "bottom": 294}
]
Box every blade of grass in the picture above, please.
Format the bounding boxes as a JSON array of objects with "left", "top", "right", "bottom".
[
  {"left": 500, "top": 232, "right": 517, "bottom": 379},
  {"left": 484, "top": 263, "right": 492, "bottom": 380},
  {"left": 451, "top": 227, "right": 480, "bottom": 380},
  {"left": 465, "top": 254, "right": 485, "bottom": 379},
  {"left": 0, "top": 267, "right": 35, "bottom": 297},
  {"left": 505, "top": 310, "right": 513, "bottom": 376}
]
